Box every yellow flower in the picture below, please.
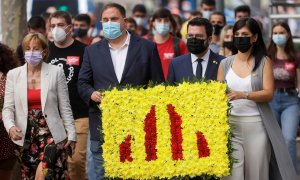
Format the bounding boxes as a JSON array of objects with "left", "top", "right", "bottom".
[{"left": 101, "top": 81, "right": 231, "bottom": 179}]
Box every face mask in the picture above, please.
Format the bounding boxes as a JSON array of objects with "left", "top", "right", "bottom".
[
  {"left": 234, "top": 37, "right": 252, "bottom": 53},
  {"left": 24, "top": 51, "right": 43, "bottom": 66},
  {"left": 134, "top": 17, "right": 146, "bottom": 26},
  {"left": 272, "top": 34, "right": 287, "bottom": 46},
  {"left": 103, "top": 22, "right": 122, "bottom": 40},
  {"left": 187, "top": 38, "right": 207, "bottom": 54},
  {"left": 223, "top": 41, "right": 233, "bottom": 50},
  {"left": 152, "top": 28, "right": 157, "bottom": 35},
  {"left": 52, "top": 26, "right": 69, "bottom": 43},
  {"left": 213, "top": 24, "right": 223, "bottom": 36},
  {"left": 73, "top": 28, "right": 88, "bottom": 38},
  {"left": 154, "top": 23, "right": 170, "bottom": 35},
  {"left": 88, "top": 27, "right": 98, "bottom": 38},
  {"left": 202, "top": 10, "right": 213, "bottom": 19}
]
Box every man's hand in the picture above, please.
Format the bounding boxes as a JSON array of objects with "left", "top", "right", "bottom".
[
  {"left": 91, "top": 91, "right": 102, "bottom": 103},
  {"left": 9, "top": 126, "right": 22, "bottom": 141}
]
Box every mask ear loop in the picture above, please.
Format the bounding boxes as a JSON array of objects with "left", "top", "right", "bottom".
[
  {"left": 118, "top": 20, "right": 126, "bottom": 35},
  {"left": 64, "top": 24, "right": 72, "bottom": 37},
  {"left": 40, "top": 49, "right": 47, "bottom": 60}
]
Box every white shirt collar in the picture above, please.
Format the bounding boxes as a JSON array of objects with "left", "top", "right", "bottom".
[
  {"left": 191, "top": 49, "right": 211, "bottom": 63},
  {"left": 108, "top": 31, "right": 131, "bottom": 49}
]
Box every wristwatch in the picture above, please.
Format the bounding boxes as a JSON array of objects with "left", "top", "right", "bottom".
[{"left": 243, "top": 91, "right": 249, "bottom": 99}]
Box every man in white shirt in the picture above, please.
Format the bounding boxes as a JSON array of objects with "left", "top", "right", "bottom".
[
  {"left": 78, "top": 3, "right": 164, "bottom": 179},
  {"left": 167, "top": 17, "right": 224, "bottom": 84}
]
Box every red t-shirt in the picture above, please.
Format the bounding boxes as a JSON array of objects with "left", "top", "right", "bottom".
[{"left": 143, "top": 35, "right": 188, "bottom": 79}]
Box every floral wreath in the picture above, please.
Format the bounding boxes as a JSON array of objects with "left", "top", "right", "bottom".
[{"left": 100, "top": 81, "right": 233, "bottom": 179}]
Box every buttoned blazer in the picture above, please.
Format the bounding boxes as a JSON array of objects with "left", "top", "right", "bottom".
[
  {"left": 2, "top": 62, "right": 76, "bottom": 146},
  {"left": 167, "top": 50, "right": 225, "bottom": 84}
]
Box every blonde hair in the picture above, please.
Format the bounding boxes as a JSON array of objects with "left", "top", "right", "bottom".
[
  {"left": 22, "top": 33, "right": 49, "bottom": 58},
  {"left": 219, "top": 25, "right": 233, "bottom": 56},
  {"left": 219, "top": 25, "right": 233, "bottom": 44}
]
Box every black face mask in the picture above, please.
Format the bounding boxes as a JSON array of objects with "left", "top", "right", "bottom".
[
  {"left": 223, "top": 41, "right": 233, "bottom": 50},
  {"left": 233, "top": 37, "right": 252, "bottom": 53},
  {"left": 187, "top": 38, "right": 207, "bottom": 54},
  {"left": 73, "top": 28, "right": 88, "bottom": 38},
  {"left": 213, "top": 24, "right": 223, "bottom": 36}
]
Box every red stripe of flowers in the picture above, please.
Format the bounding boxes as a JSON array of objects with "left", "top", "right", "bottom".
[
  {"left": 196, "top": 131, "right": 210, "bottom": 158},
  {"left": 119, "top": 135, "right": 133, "bottom": 162},
  {"left": 144, "top": 105, "right": 158, "bottom": 161},
  {"left": 167, "top": 104, "right": 184, "bottom": 160}
]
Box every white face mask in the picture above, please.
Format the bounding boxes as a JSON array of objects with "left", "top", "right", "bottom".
[
  {"left": 87, "top": 27, "right": 98, "bottom": 38},
  {"left": 202, "top": 10, "right": 213, "bottom": 19},
  {"left": 52, "top": 26, "right": 69, "bottom": 43},
  {"left": 134, "top": 17, "right": 145, "bottom": 26}
]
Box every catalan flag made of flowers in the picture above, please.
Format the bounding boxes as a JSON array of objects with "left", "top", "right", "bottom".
[{"left": 100, "top": 81, "right": 232, "bottom": 179}]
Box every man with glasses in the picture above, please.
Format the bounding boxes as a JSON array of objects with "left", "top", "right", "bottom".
[
  {"left": 78, "top": 3, "right": 164, "bottom": 179},
  {"left": 45, "top": 11, "right": 89, "bottom": 180},
  {"left": 167, "top": 17, "right": 224, "bottom": 84}
]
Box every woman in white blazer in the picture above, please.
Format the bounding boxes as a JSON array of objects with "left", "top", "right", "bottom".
[{"left": 2, "top": 33, "right": 76, "bottom": 179}]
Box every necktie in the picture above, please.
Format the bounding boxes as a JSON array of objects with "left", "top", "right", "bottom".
[{"left": 196, "top": 59, "right": 203, "bottom": 79}]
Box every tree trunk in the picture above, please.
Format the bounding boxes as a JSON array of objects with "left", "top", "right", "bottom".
[{"left": 1, "top": 0, "right": 27, "bottom": 50}]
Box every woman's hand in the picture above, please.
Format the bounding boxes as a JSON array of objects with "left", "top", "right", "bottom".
[
  {"left": 64, "top": 140, "right": 76, "bottom": 155},
  {"left": 9, "top": 126, "right": 22, "bottom": 141},
  {"left": 228, "top": 91, "right": 246, "bottom": 100}
]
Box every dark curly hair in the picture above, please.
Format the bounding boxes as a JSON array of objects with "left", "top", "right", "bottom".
[{"left": 0, "top": 43, "right": 20, "bottom": 75}]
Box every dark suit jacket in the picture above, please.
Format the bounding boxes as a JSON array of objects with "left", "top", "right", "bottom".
[
  {"left": 167, "top": 50, "right": 224, "bottom": 84},
  {"left": 78, "top": 34, "right": 164, "bottom": 141}
]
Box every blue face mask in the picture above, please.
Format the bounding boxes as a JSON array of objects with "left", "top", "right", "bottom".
[
  {"left": 154, "top": 23, "right": 170, "bottom": 35},
  {"left": 103, "top": 22, "right": 122, "bottom": 40},
  {"left": 272, "top": 34, "right": 287, "bottom": 46}
]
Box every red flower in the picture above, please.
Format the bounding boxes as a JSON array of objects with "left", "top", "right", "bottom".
[
  {"left": 144, "top": 105, "right": 157, "bottom": 161},
  {"left": 42, "top": 161, "right": 47, "bottom": 169},
  {"left": 168, "top": 104, "right": 183, "bottom": 160},
  {"left": 30, "top": 143, "right": 38, "bottom": 154},
  {"left": 39, "top": 152, "right": 44, "bottom": 160},
  {"left": 47, "top": 138, "right": 54, "bottom": 144},
  {"left": 40, "top": 141, "right": 45, "bottom": 148},
  {"left": 119, "top": 135, "right": 133, "bottom": 162},
  {"left": 196, "top": 131, "right": 210, "bottom": 158}
]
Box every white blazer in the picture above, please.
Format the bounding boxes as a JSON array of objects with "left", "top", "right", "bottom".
[{"left": 2, "top": 63, "right": 76, "bottom": 146}]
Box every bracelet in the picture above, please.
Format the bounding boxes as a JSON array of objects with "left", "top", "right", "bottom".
[{"left": 243, "top": 91, "right": 249, "bottom": 99}]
